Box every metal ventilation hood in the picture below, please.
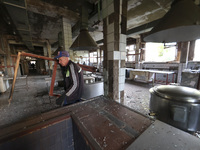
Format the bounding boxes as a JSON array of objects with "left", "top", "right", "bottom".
[
  {"left": 70, "top": 29, "right": 98, "bottom": 50},
  {"left": 144, "top": 0, "right": 200, "bottom": 43},
  {"left": 70, "top": 2, "right": 99, "bottom": 51}
]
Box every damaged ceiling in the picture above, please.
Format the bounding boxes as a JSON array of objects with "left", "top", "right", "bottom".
[{"left": 0, "top": 0, "right": 173, "bottom": 51}]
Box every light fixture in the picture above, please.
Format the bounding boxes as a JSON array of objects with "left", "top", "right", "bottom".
[{"left": 144, "top": 0, "right": 200, "bottom": 43}]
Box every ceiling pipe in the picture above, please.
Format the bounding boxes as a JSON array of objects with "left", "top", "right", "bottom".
[
  {"left": 69, "top": 1, "right": 99, "bottom": 51},
  {"left": 144, "top": 0, "right": 200, "bottom": 43}
]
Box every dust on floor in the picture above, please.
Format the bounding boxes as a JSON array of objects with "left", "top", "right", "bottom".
[
  {"left": 0, "top": 76, "right": 152, "bottom": 128},
  {"left": 0, "top": 76, "right": 62, "bottom": 128},
  {"left": 124, "top": 79, "right": 153, "bottom": 116}
]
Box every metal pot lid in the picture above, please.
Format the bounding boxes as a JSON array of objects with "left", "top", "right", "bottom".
[{"left": 150, "top": 85, "right": 200, "bottom": 103}]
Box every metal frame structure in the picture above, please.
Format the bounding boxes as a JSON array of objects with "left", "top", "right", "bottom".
[{"left": 8, "top": 52, "right": 97, "bottom": 104}]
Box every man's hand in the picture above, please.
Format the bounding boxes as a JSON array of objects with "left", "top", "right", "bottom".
[{"left": 56, "top": 93, "right": 66, "bottom": 106}]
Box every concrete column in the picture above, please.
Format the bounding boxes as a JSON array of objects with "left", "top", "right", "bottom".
[
  {"left": 43, "top": 45, "right": 49, "bottom": 72},
  {"left": 177, "top": 42, "right": 190, "bottom": 83},
  {"left": 61, "top": 18, "right": 73, "bottom": 60},
  {"left": 102, "top": 0, "right": 127, "bottom": 103},
  {"left": 2, "top": 36, "right": 12, "bottom": 76},
  {"left": 46, "top": 40, "right": 53, "bottom": 73},
  {"left": 188, "top": 40, "right": 195, "bottom": 61},
  {"left": 180, "top": 42, "right": 190, "bottom": 64},
  {"left": 135, "top": 37, "right": 141, "bottom": 69}
]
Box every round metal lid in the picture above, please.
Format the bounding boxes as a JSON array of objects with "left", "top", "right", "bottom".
[{"left": 150, "top": 85, "right": 200, "bottom": 103}]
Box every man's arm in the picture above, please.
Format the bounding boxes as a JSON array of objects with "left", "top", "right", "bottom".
[{"left": 65, "top": 63, "right": 80, "bottom": 97}]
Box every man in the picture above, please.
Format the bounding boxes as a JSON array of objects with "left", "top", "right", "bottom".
[{"left": 54, "top": 51, "right": 84, "bottom": 106}]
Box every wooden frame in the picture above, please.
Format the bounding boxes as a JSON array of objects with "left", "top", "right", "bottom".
[
  {"left": 8, "top": 52, "right": 97, "bottom": 104},
  {"left": 8, "top": 52, "right": 58, "bottom": 104}
]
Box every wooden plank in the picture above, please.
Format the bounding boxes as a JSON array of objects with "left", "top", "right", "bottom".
[{"left": 8, "top": 52, "right": 21, "bottom": 104}]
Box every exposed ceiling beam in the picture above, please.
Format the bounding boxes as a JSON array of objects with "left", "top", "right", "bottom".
[
  {"left": 96, "top": 18, "right": 161, "bottom": 44},
  {"left": 3, "top": 0, "right": 34, "bottom": 50},
  {"left": 26, "top": 0, "right": 79, "bottom": 25},
  {"left": 127, "top": 18, "right": 161, "bottom": 37}
]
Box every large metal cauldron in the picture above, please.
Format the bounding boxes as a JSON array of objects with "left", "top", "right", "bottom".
[{"left": 149, "top": 85, "right": 200, "bottom": 132}]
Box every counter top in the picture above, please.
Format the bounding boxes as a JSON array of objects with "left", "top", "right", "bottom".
[{"left": 0, "top": 96, "right": 199, "bottom": 150}]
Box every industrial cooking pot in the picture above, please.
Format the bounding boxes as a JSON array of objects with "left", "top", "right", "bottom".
[{"left": 149, "top": 85, "right": 200, "bottom": 132}]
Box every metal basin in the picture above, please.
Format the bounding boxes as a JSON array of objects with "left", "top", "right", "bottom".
[{"left": 149, "top": 85, "right": 200, "bottom": 132}]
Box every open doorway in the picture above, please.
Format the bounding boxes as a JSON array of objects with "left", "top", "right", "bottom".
[{"left": 29, "top": 60, "right": 37, "bottom": 75}]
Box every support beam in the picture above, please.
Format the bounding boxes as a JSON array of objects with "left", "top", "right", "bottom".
[
  {"left": 8, "top": 52, "right": 21, "bottom": 104},
  {"left": 103, "top": 0, "right": 127, "bottom": 103},
  {"left": 2, "top": 36, "right": 12, "bottom": 76},
  {"left": 26, "top": 0, "right": 79, "bottom": 24},
  {"left": 188, "top": 40, "right": 195, "bottom": 61}
]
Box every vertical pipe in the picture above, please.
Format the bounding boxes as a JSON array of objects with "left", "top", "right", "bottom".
[{"left": 8, "top": 52, "right": 21, "bottom": 104}]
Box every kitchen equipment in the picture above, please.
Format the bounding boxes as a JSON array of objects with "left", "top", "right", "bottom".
[{"left": 149, "top": 85, "right": 200, "bottom": 132}]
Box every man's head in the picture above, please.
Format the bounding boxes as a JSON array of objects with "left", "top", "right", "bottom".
[{"left": 54, "top": 51, "right": 70, "bottom": 66}]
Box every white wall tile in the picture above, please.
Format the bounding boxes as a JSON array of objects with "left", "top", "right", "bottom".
[
  {"left": 119, "top": 75, "right": 125, "bottom": 84},
  {"left": 108, "top": 51, "right": 120, "bottom": 60},
  {"left": 119, "top": 43, "right": 126, "bottom": 52},
  {"left": 119, "top": 68, "right": 125, "bottom": 76},
  {"left": 120, "top": 52, "right": 126, "bottom": 60},
  {"left": 119, "top": 83, "right": 124, "bottom": 91},
  {"left": 119, "top": 34, "right": 126, "bottom": 43},
  {"left": 114, "top": 51, "right": 120, "bottom": 60}
]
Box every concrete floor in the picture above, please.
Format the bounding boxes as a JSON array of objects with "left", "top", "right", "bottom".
[
  {"left": 0, "top": 76, "right": 152, "bottom": 128},
  {"left": 0, "top": 76, "right": 61, "bottom": 128},
  {"left": 124, "top": 79, "right": 153, "bottom": 116}
]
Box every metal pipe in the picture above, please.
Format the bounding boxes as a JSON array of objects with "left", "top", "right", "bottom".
[
  {"left": 49, "top": 62, "right": 58, "bottom": 97},
  {"left": 21, "top": 52, "right": 55, "bottom": 61}
]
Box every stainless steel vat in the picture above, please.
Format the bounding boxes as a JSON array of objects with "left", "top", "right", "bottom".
[{"left": 149, "top": 85, "right": 200, "bottom": 132}]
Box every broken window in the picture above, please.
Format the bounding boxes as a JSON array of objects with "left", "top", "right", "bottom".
[
  {"left": 145, "top": 42, "right": 176, "bottom": 62},
  {"left": 126, "top": 45, "right": 135, "bottom": 62}
]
